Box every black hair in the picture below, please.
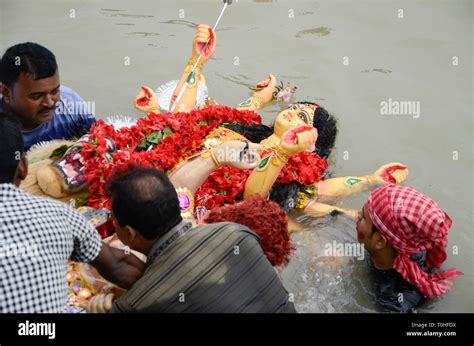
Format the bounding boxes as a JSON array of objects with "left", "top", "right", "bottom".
[
  {"left": 308, "top": 103, "right": 338, "bottom": 159},
  {"left": 224, "top": 102, "right": 337, "bottom": 160},
  {"left": 224, "top": 103, "right": 338, "bottom": 211},
  {"left": 0, "top": 112, "right": 24, "bottom": 183},
  {"left": 105, "top": 164, "right": 182, "bottom": 240},
  {"left": 221, "top": 123, "right": 273, "bottom": 143},
  {"left": 372, "top": 224, "right": 379, "bottom": 235},
  {"left": 0, "top": 42, "right": 58, "bottom": 87}
]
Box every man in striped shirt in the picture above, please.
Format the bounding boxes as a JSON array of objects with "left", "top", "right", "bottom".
[{"left": 90, "top": 165, "right": 296, "bottom": 313}]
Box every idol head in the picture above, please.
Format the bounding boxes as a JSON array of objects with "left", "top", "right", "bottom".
[{"left": 274, "top": 102, "right": 338, "bottom": 159}]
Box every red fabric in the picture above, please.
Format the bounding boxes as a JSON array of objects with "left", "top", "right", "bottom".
[{"left": 367, "top": 185, "right": 463, "bottom": 298}]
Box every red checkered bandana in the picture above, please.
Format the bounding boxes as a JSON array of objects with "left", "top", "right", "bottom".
[{"left": 367, "top": 185, "right": 463, "bottom": 298}]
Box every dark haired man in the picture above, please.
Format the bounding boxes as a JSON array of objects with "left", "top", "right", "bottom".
[
  {"left": 0, "top": 113, "right": 144, "bottom": 312},
  {"left": 356, "top": 184, "right": 463, "bottom": 312},
  {"left": 0, "top": 42, "right": 95, "bottom": 151},
  {"left": 88, "top": 165, "right": 296, "bottom": 313}
]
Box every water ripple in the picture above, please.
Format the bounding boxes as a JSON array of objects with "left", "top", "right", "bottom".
[
  {"left": 296, "top": 27, "right": 332, "bottom": 38},
  {"left": 159, "top": 19, "right": 199, "bottom": 29}
]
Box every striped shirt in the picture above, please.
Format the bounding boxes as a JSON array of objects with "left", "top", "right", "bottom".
[{"left": 112, "top": 221, "right": 295, "bottom": 313}]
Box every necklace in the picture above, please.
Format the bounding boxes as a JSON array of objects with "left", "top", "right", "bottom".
[{"left": 146, "top": 222, "right": 193, "bottom": 265}]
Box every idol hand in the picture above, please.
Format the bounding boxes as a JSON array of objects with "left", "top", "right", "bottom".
[
  {"left": 371, "top": 162, "right": 409, "bottom": 184},
  {"left": 279, "top": 126, "right": 318, "bottom": 156},
  {"left": 134, "top": 85, "right": 159, "bottom": 113},
  {"left": 251, "top": 74, "right": 277, "bottom": 106},
  {"left": 192, "top": 24, "right": 216, "bottom": 65}
]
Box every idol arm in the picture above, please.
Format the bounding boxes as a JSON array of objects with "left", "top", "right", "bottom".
[
  {"left": 315, "top": 175, "right": 377, "bottom": 199},
  {"left": 237, "top": 74, "right": 277, "bottom": 112},
  {"left": 315, "top": 163, "right": 409, "bottom": 199},
  {"left": 168, "top": 154, "right": 216, "bottom": 194},
  {"left": 243, "top": 154, "right": 286, "bottom": 199},
  {"left": 303, "top": 201, "right": 359, "bottom": 220},
  {"left": 168, "top": 68, "right": 203, "bottom": 114}
]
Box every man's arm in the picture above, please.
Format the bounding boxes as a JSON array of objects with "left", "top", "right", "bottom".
[
  {"left": 65, "top": 205, "right": 144, "bottom": 289},
  {"left": 90, "top": 244, "right": 145, "bottom": 289}
]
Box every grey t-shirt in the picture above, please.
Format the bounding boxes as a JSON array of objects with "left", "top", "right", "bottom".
[{"left": 112, "top": 221, "right": 295, "bottom": 313}]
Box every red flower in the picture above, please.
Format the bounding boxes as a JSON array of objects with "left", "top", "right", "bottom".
[{"left": 82, "top": 105, "right": 327, "bottom": 229}]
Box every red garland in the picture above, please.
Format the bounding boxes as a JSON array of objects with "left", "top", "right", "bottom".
[
  {"left": 82, "top": 106, "right": 261, "bottom": 209},
  {"left": 81, "top": 105, "right": 327, "bottom": 213}
]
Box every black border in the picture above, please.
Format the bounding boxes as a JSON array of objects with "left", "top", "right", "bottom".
[{"left": 0, "top": 313, "right": 472, "bottom": 345}]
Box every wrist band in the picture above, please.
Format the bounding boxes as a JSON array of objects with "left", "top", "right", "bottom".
[
  {"left": 186, "top": 57, "right": 204, "bottom": 71},
  {"left": 272, "top": 146, "right": 289, "bottom": 165},
  {"left": 209, "top": 148, "right": 222, "bottom": 168},
  {"left": 184, "top": 64, "right": 202, "bottom": 74}
]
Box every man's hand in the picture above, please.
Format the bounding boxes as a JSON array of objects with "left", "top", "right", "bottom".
[
  {"left": 279, "top": 126, "right": 318, "bottom": 156},
  {"left": 87, "top": 285, "right": 116, "bottom": 313},
  {"left": 212, "top": 141, "right": 262, "bottom": 170},
  {"left": 192, "top": 24, "right": 216, "bottom": 65},
  {"left": 252, "top": 74, "right": 277, "bottom": 106},
  {"left": 134, "top": 86, "right": 159, "bottom": 113},
  {"left": 371, "top": 162, "right": 409, "bottom": 184}
]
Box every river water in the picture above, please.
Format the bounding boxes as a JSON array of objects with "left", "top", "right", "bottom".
[{"left": 1, "top": 0, "right": 472, "bottom": 312}]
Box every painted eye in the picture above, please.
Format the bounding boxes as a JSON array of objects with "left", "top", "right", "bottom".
[{"left": 298, "top": 112, "right": 308, "bottom": 123}]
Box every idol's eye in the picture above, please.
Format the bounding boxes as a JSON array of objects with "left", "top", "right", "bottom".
[{"left": 298, "top": 112, "right": 308, "bottom": 123}]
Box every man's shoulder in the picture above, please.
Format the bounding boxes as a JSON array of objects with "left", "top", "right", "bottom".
[
  {"left": 195, "top": 221, "right": 256, "bottom": 235},
  {"left": 22, "top": 190, "right": 70, "bottom": 212},
  {"left": 59, "top": 85, "right": 84, "bottom": 102},
  {"left": 1, "top": 186, "right": 71, "bottom": 222},
  {"left": 55, "top": 85, "right": 94, "bottom": 122},
  {"left": 194, "top": 221, "right": 260, "bottom": 240}
]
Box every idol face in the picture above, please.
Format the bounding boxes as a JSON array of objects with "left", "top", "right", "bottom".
[{"left": 274, "top": 103, "right": 315, "bottom": 137}]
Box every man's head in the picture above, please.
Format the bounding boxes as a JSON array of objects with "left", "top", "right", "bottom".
[
  {"left": 360, "top": 184, "right": 463, "bottom": 298},
  {"left": 0, "top": 43, "right": 60, "bottom": 129},
  {"left": 0, "top": 113, "right": 28, "bottom": 185},
  {"left": 105, "top": 164, "right": 182, "bottom": 254}
]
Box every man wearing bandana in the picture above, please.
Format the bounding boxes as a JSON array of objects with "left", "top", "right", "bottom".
[{"left": 356, "top": 184, "right": 463, "bottom": 312}]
